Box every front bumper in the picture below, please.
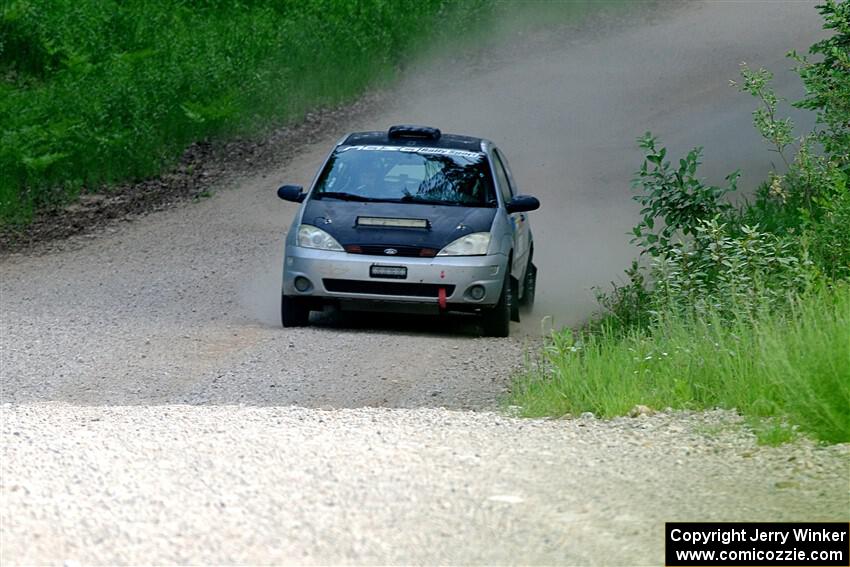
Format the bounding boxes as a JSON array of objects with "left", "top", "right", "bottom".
[{"left": 283, "top": 245, "right": 507, "bottom": 311}]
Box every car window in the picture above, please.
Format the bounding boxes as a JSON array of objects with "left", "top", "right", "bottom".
[
  {"left": 313, "top": 145, "right": 497, "bottom": 207},
  {"left": 491, "top": 151, "right": 513, "bottom": 205}
]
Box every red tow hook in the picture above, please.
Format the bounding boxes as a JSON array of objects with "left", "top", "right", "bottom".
[{"left": 438, "top": 287, "right": 447, "bottom": 310}]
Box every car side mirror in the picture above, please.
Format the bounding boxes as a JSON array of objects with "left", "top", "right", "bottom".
[
  {"left": 506, "top": 195, "right": 540, "bottom": 213},
  {"left": 277, "top": 184, "right": 305, "bottom": 203}
]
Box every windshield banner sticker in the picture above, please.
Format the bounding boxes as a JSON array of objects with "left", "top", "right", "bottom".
[{"left": 338, "top": 145, "right": 483, "bottom": 160}]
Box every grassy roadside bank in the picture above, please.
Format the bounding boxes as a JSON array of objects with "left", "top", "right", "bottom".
[
  {"left": 0, "top": 0, "right": 619, "bottom": 229},
  {"left": 0, "top": 0, "right": 494, "bottom": 225},
  {"left": 511, "top": 0, "right": 850, "bottom": 444},
  {"left": 511, "top": 285, "right": 850, "bottom": 444}
]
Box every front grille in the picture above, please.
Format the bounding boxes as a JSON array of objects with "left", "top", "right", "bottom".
[
  {"left": 345, "top": 245, "right": 437, "bottom": 258},
  {"left": 323, "top": 279, "right": 455, "bottom": 298}
]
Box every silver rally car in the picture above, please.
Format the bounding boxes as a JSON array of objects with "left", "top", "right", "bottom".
[{"left": 276, "top": 125, "right": 539, "bottom": 337}]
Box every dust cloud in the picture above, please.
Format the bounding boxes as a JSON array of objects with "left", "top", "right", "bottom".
[
  {"left": 257, "top": 1, "right": 823, "bottom": 332},
  {"left": 362, "top": 0, "right": 822, "bottom": 330}
]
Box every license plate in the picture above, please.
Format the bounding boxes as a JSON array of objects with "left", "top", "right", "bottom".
[{"left": 370, "top": 265, "right": 407, "bottom": 279}]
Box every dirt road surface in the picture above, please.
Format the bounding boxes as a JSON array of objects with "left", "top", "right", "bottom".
[{"left": 2, "top": 2, "right": 847, "bottom": 564}]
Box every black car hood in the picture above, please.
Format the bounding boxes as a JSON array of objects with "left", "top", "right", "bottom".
[{"left": 301, "top": 199, "right": 497, "bottom": 250}]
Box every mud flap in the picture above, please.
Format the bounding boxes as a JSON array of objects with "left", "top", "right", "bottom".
[{"left": 510, "top": 277, "right": 520, "bottom": 322}]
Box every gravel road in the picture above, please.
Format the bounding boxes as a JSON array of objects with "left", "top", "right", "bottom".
[
  {"left": 3, "top": 406, "right": 847, "bottom": 565},
  {"left": 1, "top": 1, "right": 848, "bottom": 565}
]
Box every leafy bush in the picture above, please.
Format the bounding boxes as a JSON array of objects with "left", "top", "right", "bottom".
[
  {"left": 517, "top": 1, "right": 850, "bottom": 443},
  {"left": 735, "top": 66, "right": 850, "bottom": 277},
  {"left": 614, "top": 135, "right": 816, "bottom": 326},
  {"left": 630, "top": 133, "right": 738, "bottom": 257},
  {"left": 593, "top": 260, "right": 653, "bottom": 333},
  {"left": 736, "top": 0, "right": 849, "bottom": 277},
  {"left": 619, "top": 0, "right": 850, "bottom": 317},
  {"left": 651, "top": 219, "right": 815, "bottom": 320},
  {"left": 808, "top": 183, "right": 850, "bottom": 279},
  {"left": 793, "top": 0, "right": 850, "bottom": 163}
]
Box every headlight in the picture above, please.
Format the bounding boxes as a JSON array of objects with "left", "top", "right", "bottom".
[
  {"left": 297, "top": 224, "right": 344, "bottom": 251},
  {"left": 437, "top": 232, "right": 491, "bottom": 256}
]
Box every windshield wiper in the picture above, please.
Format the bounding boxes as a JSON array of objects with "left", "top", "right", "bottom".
[
  {"left": 399, "top": 195, "right": 490, "bottom": 207},
  {"left": 316, "top": 191, "right": 384, "bottom": 202},
  {"left": 399, "top": 195, "right": 465, "bottom": 206}
]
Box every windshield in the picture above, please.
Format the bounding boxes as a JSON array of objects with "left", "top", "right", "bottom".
[{"left": 312, "top": 145, "right": 496, "bottom": 207}]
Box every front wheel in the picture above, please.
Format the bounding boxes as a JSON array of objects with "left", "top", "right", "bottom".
[
  {"left": 481, "top": 272, "right": 512, "bottom": 337},
  {"left": 281, "top": 295, "right": 310, "bottom": 327}
]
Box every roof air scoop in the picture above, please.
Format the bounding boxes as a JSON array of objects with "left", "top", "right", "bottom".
[{"left": 387, "top": 125, "right": 441, "bottom": 140}]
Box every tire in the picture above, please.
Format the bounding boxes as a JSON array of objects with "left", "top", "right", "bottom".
[
  {"left": 520, "top": 261, "right": 537, "bottom": 309},
  {"left": 281, "top": 295, "right": 310, "bottom": 327},
  {"left": 481, "top": 271, "right": 512, "bottom": 337}
]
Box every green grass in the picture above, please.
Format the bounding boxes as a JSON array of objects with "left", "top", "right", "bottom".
[
  {"left": 510, "top": 285, "right": 850, "bottom": 444},
  {"left": 0, "top": 0, "right": 496, "bottom": 225}
]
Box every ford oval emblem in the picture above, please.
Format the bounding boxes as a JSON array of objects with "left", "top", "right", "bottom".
[{"left": 384, "top": 248, "right": 398, "bottom": 255}]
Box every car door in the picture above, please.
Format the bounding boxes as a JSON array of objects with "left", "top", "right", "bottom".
[{"left": 491, "top": 149, "right": 530, "bottom": 280}]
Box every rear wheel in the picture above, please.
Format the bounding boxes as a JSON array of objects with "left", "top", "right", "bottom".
[
  {"left": 481, "top": 272, "right": 512, "bottom": 337},
  {"left": 281, "top": 295, "right": 310, "bottom": 327}
]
